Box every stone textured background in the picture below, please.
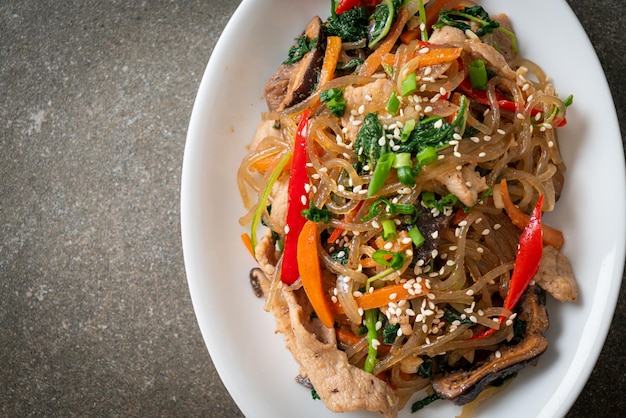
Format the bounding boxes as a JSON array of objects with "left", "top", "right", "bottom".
[{"left": 1, "top": 0, "right": 624, "bottom": 416}]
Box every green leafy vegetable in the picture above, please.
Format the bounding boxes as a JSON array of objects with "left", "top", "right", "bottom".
[
  {"left": 411, "top": 393, "right": 442, "bottom": 412},
  {"left": 283, "top": 35, "right": 317, "bottom": 65},
  {"left": 382, "top": 323, "right": 400, "bottom": 344},
  {"left": 368, "top": 0, "right": 398, "bottom": 48},
  {"left": 331, "top": 247, "right": 350, "bottom": 265},
  {"left": 355, "top": 113, "right": 386, "bottom": 166},
  {"left": 320, "top": 87, "right": 347, "bottom": 117},
  {"left": 302, "top": 202, "right": 332, "bottom": 223},
  {"left": 325, "top": 5, "right": 369, "bottom": 43},
  {"left": 435, "top": 6, "right": 518, "bottom": 54}
]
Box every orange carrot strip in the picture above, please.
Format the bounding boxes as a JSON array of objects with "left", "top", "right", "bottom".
[
  {"left": 250, "top": 153, "right": 281, "bottom": 173},
  {"left": 297, "top": 220, "right": 335, "bottom": 328},
  {"left": 499, "top": 179, "right": 564, "bottom": 250},
  {"left": 400, "top": 28, "right": 421, "bottom": 45},
  {"left": 336, "top": 328, "right": 363, "bottom": 346},
  {"left": 335, "top": 281, "right": 428, "bottom": 314},
  {"left": 241, "top": 233, "right": 254, "bottom": 258},
  {"left": 336, "top": 329, "right": 391, "bottom": 353},
  {"left": 318, "top": 36, "right": 343, "bottom": 89},
  {"left": 425, "top": 0, "right": 474, "bottom": 29},
  {"left": 382, "top": 46, "right": 462, "bottom": 68},
  {"left": 357, "top": 282, "right": 428, "bottom": 311},
  {"left": 358, "top": 7, "right": 409, "bottom": 77}
]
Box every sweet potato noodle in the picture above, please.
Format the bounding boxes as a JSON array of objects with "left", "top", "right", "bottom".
[{"left": 237, "top": 1, "right": 577, "bottom": 416}]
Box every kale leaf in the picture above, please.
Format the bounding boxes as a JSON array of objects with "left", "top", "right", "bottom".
[
  {"left": 435, "top": 6, "right": 500, "bottom": 37},
  {"left": 302, "top": 202, "right": 332, "bottom": 223},
  {"left": 320, "top": 87, "right": 347, "bottom": 117},
  {"left": 354, "top": 113, "right": 386, "bottom": 167},
  {"left": 411, "top": 393, "right": 443, "bottom": 412},
  {"left": 283, "top": 35, "right": 317, "bottom": 65},
  {"left": 325, "top": 6, "right": 369, "bottom": 43},
  {"left": 382, "top": 323, "right": 400, "bottom": 344},
  {"left": 330, "top": 248, "right": 350, "bottom": 265}
]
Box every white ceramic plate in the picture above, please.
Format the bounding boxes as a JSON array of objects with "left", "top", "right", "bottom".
[{"left": 181, "top": 1, "right": 626, "bottom": 417}]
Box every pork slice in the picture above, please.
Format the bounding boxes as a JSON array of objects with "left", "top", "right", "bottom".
[
  {"left": 437, "top": 165, "right": 488, "bottom": 207},
  {"left": 270, "top": 285, "right": 399, "bottom": 417},
  {"left": 484, "top": 13, "right": 517, "bottom": 63},
  {"left": 340, "top": 78, "right": 396, "bottom": 145},
  {"left": 428, "top": 24, "right": 516, "bottom": 80},
  {"left": 534, "top": 245, "right": 578, "bottom": 302}
]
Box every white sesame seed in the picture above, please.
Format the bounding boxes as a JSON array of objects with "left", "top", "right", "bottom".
[
  {"left": 516, "top": 113, "right": 525, "bottom": 120},
  {"left": 375, "top": 320, "right": 382, "bottom": 331},
  {"left": 478, "top": 152, "right": 486, "bottom": 158},
  {"left": 453, "top": 151, "right": 461, "bottom": 158},
  {"left": 358, "top": 104, "right": 365, "bottom": 114},
  {"left": 466, "top": 289, "right": 474, "bottom": 296},
  {"left": 424, "top": 105, "right": 433, "bottom": 113},
  {"left": 497, "top": 128, "right": 506, "bottom": 135},
  {"left": 371, "top": 338, "right": 380, "bottom": 350},
  {"left": 358, "top": 307, "right": 364, "bottom": 316},
  {"left": 284, "top": 225, "right": 290, "bottom": 234},
  {"left": 495, "top": 350, "right": 502, "bottom": 359}
]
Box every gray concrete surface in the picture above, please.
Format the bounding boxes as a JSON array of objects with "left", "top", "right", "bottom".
[{"left": 1, "top": 0, "right": 624, "bottom": 416}]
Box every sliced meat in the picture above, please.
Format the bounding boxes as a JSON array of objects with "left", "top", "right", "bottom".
[
  {"left": 250, "top": 119, "right": 281, "bottom": 151},
  {"left": 535, "top": 245, "right": 578, "bottom": 302},
  {"left": 264, "top": 16, "right": 327, "bottom": 112},
  {"left": 428, "top": 24, "right": 516, "bottom": 80},
  {"left": 251, "top": 235, "right": 399, "bottom": 417},
  {"left": 431, "top": 285, "right": 549, "bottom": 404},
  {"left": 428, "top": 25, "right": 467, "bottom": 45},
  {"left": 274, "top": 285, "right": 399, "bottom": 417},
  {"left": 341, "top": 78, "right": 396, "bottom": 145},
  {"left": 483, "top": 13, "right": 517, "bottom": 63},
  {"left": 268, "top": 172, "right": 289, "bottom": 233},
  {"left": 437, "top": 165, "right": 488, "bottom": 207}
]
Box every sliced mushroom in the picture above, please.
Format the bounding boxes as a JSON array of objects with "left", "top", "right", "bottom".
[
  {"left": 431, "top": 285, "right": 549, "bottom": 405},
  {"left": 264, "top": 16, "right": 327, "bottom": 112}
]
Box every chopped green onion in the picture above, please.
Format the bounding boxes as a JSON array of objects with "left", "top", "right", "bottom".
[
  {"left": 393, "top": 152, "right": 415, "bottom": 187},
  {"left": 418, "top": 0, "right": 428, "bottom": 41},
  {"left": 363, "top": 309, "right": 379, "bottom": 373},
  {"left": 368, "top": 152, "right": 395, "bottom": 196},
  {"left": 563, "top": 94, "right": 574, "bottom": 107},
  {"left": 250, "top": 150, "right": 293, "bottom": 249},
  {"left": 416, "top": 146, "right": 438, "bottom": 166},
  {"left": 408, "top": 225, "right": 425, "bottom": 248},
  {"left": 386, "top": 91, "right": 400, "bottom": 115},
  {"left": 469, "top": 59, "right": 487, "bottom": 90},
  {"left": 401, "top": 119, "right": 416, "bottom": 142},
  {"left": 401, "top": 72, "right": 418, "bottom": 96},
  {"left": 372, "top": 249, "right": 405, "bottom": 269},
  {"left": 381, "top": 219, "right": 397, "bottom": 241}
]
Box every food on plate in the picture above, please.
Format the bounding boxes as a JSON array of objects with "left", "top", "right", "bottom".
[{"left": 238, "top": 0, "right": 577, "bottom": 416}]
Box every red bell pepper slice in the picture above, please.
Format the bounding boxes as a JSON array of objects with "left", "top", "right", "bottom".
[
  {"left": 457, "top": 78, "right": 566, "bottom": 127},
  {"left": 335, "top": 0, "right": 380, "bottom": 14},
  {"left": 280, "top": 110, "right": 311, "bottom": 285},
  {"left": 470, "top": 194, "right": 544, "bottom": 339}
]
